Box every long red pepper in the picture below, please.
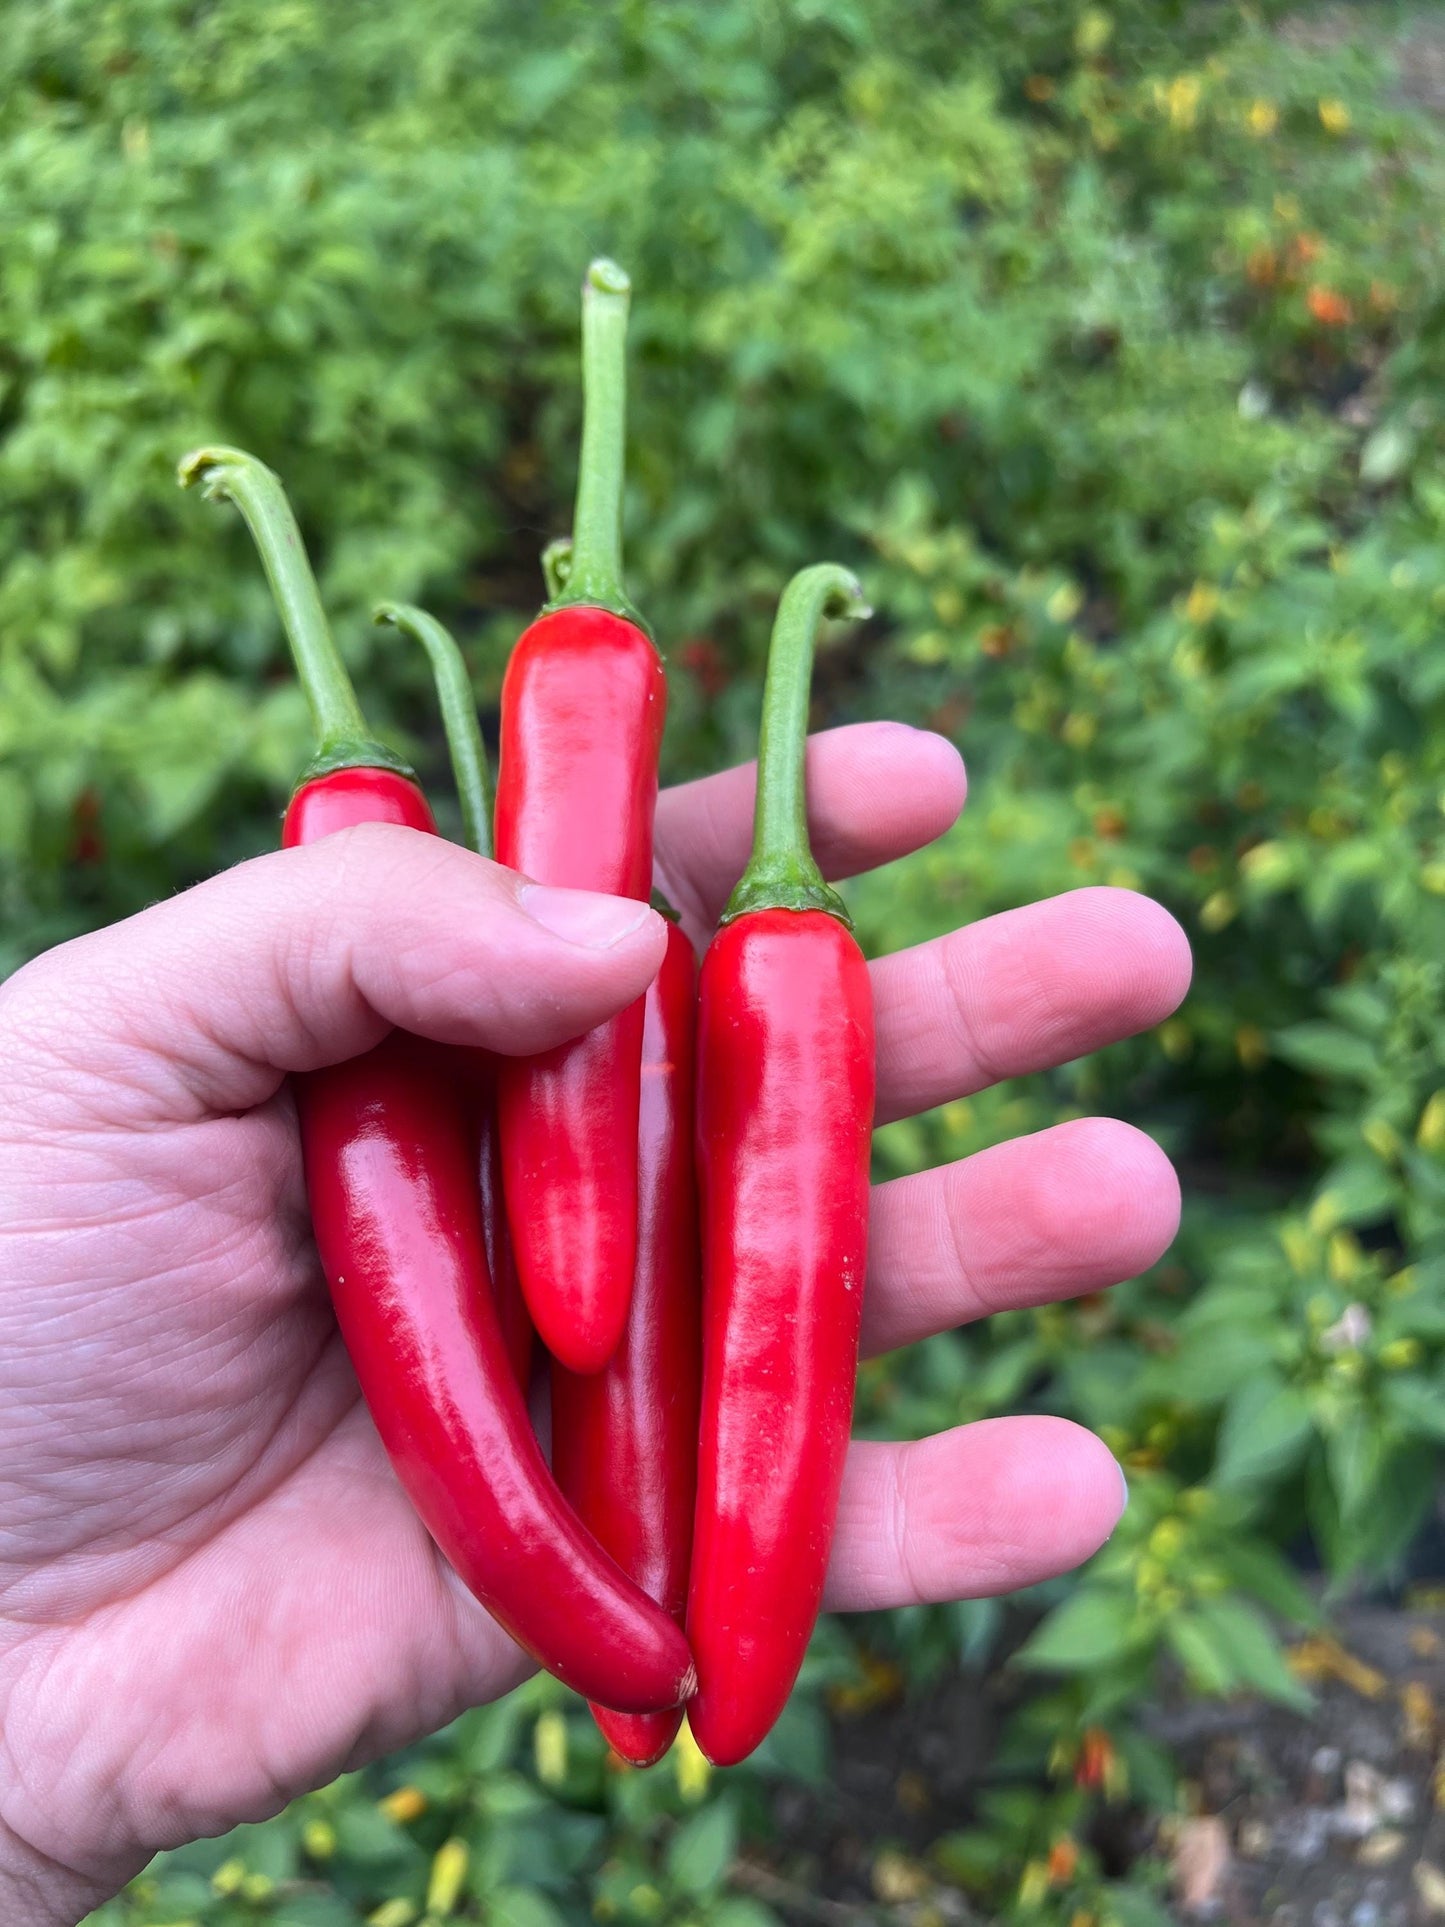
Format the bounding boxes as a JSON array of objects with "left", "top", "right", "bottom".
[
  {"left": 495, "top": 260, "right": 666, "bottom": 1374},
  {"left": 179, "top": 449, "right": 692, "bottom": 1713},
  {"left": 372, "top": 601, "right": 533, "bottom": 1391},
  {"left": 552, "top": 908, "right": 701, "bottom": 1766},
  {"left": 687, "top": 564, "right": 876, "bottom": 1766}
]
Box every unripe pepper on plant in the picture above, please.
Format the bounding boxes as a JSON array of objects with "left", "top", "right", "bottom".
[
  {"left": 178, "top": 449, "right": 693, "bottom": 1714},
  {"left": 552, "top": 902, "right": 701, "bottom": 1766},
  {"left": 494, "top": 260, "right": 666, "bottom": 1374},
  {"left": 687, "top": 564, "right": 876, "bottom": 1766},
  {"left": 372, "top": 601, "right": 532, "bottom": 1391}
]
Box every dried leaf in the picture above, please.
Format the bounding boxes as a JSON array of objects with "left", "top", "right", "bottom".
[
  {"left": 1403, "top": 1680, "right": 1437, "bottom": 1750},
  {"left": 1356, "top": 1829, "right": 1405, "bottom": 1866},
  {"left": 1415, "top": 1862, "right": 1445, "bottom": 1917},
  {"left": 1287, "top": 1635, "right": 1388, "bottom": 1699}
]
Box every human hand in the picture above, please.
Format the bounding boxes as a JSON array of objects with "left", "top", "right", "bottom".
[{"left": 0, "top": 722, "right": 1187, "bottom": 1925}]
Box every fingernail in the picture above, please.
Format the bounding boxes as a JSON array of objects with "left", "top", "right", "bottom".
[
  {"left": 1114, "top": 1458, "right": 1130, "bottom": 1519},
  {"left": 520, "top": 883, "right": 653, "bottom": 949}
]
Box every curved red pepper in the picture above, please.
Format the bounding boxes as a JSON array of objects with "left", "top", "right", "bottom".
[
  {"left": 180, "top": 451, "right": 692, "bottom": 1714},
  {"left": 552, "top": 914, "right": 700, "bottom": 1765},
  {"left": 687, "top": 566, "right": 875, "bottom": 1766},
  {"left": 298, "top": 1028, "right": 687, "bottom": 1709},
  {"left": 476, "top": 1080, "right": 534, "bottom": 1390},
  {"left": 495, "top": 261, "right": 665, "bottom": 1374}
]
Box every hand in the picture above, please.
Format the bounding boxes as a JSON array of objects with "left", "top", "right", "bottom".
[{"left": 0, "top": 724, "right": 1188, "bottom": 1924}]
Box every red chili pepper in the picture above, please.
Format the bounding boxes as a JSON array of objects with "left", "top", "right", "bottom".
[
  {"left": 552, "top": 909, "right": 700, "bottom": 1766},
  {"left": 373, "top": 602, "right": 533, "bottom": 1390},
  {"left": 687, "top": 564, "right": 875, "bottom": 1765},
  {"left": 495, "top": 261, "right": 666, "bottom": 1374},
  {"left": 179, "top": 450, "right": 692, "bottom": 1713}
]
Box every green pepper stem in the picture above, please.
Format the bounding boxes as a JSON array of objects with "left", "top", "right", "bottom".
[
  {"left": 178, "top": 445, "right": 410, "bottom": 782},
  {"left": 544, "top": 260, "right": 650, "bottom": 636},
  {"left": 373, "top": 603, "right": 493, "bottom": 859},
  {"left": 723, "top": 563, "right": 871, "bottom": 925}
]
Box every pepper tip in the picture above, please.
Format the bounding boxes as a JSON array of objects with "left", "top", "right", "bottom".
[
  {"left": 586, "top": 257, "right": 631, "bottom": 299},
  {"left": 177, "top": 443, "right": 274, "bottom": 501}
]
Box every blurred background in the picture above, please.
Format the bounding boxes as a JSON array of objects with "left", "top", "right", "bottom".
[{"left": 12, "top": 0, "right": 1444, "bottom": 1919}]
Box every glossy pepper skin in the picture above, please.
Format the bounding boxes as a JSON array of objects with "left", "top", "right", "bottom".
[
  {"left": 552, "top": 915, "right": 700, "bottom": 1765},
  {"left": 298, "top": 1030, "right": 690, "bottom": 1710},
  {"left": 181, "top": 451, "right": 692, "bottom": 1715},
  {"left": 686, "top": 565, "right": 875, "bottom": 1766},
  {"left": 496, "top": 261, "right": 664, "bottom": 1374},
  {"left": 372, "top": 604, "right": 533, "bottom": 1394}
]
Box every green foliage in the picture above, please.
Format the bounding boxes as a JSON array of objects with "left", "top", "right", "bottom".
[{"left": 13, "top": 0, "right": 1438, "bottom": 1917}]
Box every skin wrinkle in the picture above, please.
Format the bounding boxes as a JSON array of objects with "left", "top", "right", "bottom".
[
  {"left": 827, "top": 1421, "right": 1126, "bottom": 1613},
  {"left": 860, "top": 1118, "right": 1179, "bottom": 1352},
  {"left": 873, "top": 888, "right": 1192, "bottom": 1124},
  {"left": 0, "top": 1340, "right": 356, "bottom": 1625}
]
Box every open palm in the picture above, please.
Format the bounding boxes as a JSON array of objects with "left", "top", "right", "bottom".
[{"left": 0, "top": 723, "right": 1188, "bottom": 1925}]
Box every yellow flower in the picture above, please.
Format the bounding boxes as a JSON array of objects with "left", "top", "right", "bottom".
[
  {"left": 1159, "top": 74, "right": 1201, "bottom": 130},
  {"left": 302, "top": 1817, "right": 337, "bottom": 1860},
  {"left": 1235, "top": 1024, "right": 1269, "bottom": 1071},
  {"left": 1308, "top": 1191, "right": 1341, "bottom": 1235},
  {"left": 1380, "top": 1338, "right": 1422, "bottom": 1371},
  {"left": 1076, "top": 9, "right": 1112, "bottom": 56},
  {"left": 1319, "top": 98, "right": 1351, "bottom": 134},
  {"left": 426, "top": 1838, "right": 470, "bottom": 1918},
  {"left": 1239, "top": 841, "right": 1292, "bottom": 890},
  {"left": 1328, "top": 1230, "right": 1363, "bottom": 1282},
  {"left": 379, "top": 1785, "right": 427, "bottom": 1825},
  {"left": 534, "top": 1708, "right": 569, "bottom": 1787},
  {"left": 369, "top": 1903, "right": 418, "bottom": 1927},
  {"left": 1047, "top": 582, "right": 1083, "bottom": 624},
  {"left": 1184, "top": 580, "right": 1220, "bottom": 624},
  {"left": 211, "top": 1859, "right": 246, "bottom": 1896},
  {"left": 1158, "top": 1017, "right": 1193, "bottom": 1061},
  {"left": 1199, "top": 889, "right": 1237, "bottom": 932},
  {"left": 1248, "top": 100, "right": 1279, "bottom": 137},
  {"left": 674, "top": 1719, "right": 712, "bottom": 1802},
  {"left": 1418, "top": 1091, "right": 1445, "bottom": 1151},
  {"left": 1019, "top": 1859, "right": 1052, "bottom": 1907}
]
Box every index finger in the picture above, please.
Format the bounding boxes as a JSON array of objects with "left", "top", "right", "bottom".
[{"left": 654, "top": 722, "right": 966, "bottom": 939}]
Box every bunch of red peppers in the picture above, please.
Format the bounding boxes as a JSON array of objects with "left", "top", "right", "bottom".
[{"left": 179, "top": 260, "right": 874, "bottom": 1767}]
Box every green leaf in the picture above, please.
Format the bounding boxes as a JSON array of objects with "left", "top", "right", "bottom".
[
  {"left": 1192, "top": 1597, "right": 1314, "bottom": 1711},
  {"left": 666, "top": 1801, "right": 739, "bottom": 1898},
  {"left": 1102, "top": 1884, "right": 1179, "bottom": 1927},
  {"left": 273, "top": 1896, "right": 362, "bottom": 1927},
  {"left": 1164, "top": 1613, "right": 1235, "bottom": 1696},
  {"left": 487, "top": 1885, "right": 571, "bottom": 1927},
  {"left": 1384, "top": 1376, "right": 1445, "bottom": 1443},
  {"left": 1214, "top": 1375, "right": 1312, "bottom": 1489},
  {"left": 1217, "top": 1538, "right": 1322, "bottom": 1627},
  {"left": 1015, "top": 1588, "right": 1139, "bottom": 1672},
  {"left": 1273, "top": 1023, "right": 1380, "bottom": 1083},
  {"left": 709, "top": 1900, "right": 784, "bottom": 1927}
]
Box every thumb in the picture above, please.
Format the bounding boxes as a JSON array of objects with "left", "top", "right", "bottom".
[{"left": 0, "top": 824, "right": 667, "bottom": 1122}]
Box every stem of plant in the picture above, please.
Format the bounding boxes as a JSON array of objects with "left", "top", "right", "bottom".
[
  {"left": 374, "top": 603, "right": 493, "bottom": 858},
  {"left": 544, "top": 260, "right": 650, "bottom": 635},
  {"left": 178, "top": 446, "right": 410, "bottom": 782},
  {"left": 723, "top": 563, "right": 871, "bottom": 925}
]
